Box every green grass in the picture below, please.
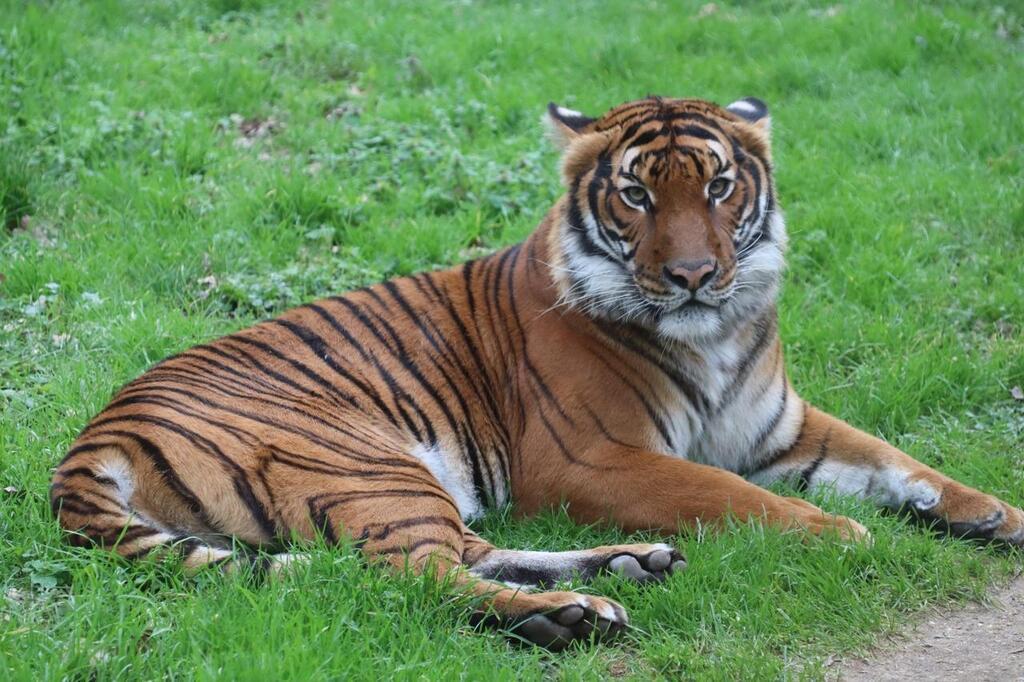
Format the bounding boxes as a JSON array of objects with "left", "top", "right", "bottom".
[{"left": 2, "top": 0, "right": 1023, "bottom": 678}]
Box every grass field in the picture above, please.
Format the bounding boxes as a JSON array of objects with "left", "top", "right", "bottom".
[{"left": 2, "top": 0, "right": 1023, "bottom": 679}]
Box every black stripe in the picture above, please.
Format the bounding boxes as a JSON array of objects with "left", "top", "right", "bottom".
[
  {"left": 319, "top": 300, "right": 432, "bottom": 443},
  {"left": 53, "top": 466, "right": 116, "bottom": 486},
  {"left": 750, "top": 379, "right": 789, "bottom": 453},
  {"left": 586, "top": 157, "right": 625, "bottom": 255},
  {"left": 60, "top": 435, "right": 212, "bottom": 526},
  {"left": 447, "top": 259, "right": 503, "bottom": 392},
  {"left": 106, "top": 393, "right": 258, "bottom": 446},
  {"left": 797, "top": 428, "right": 832, "bottom": 492},
  {"left": 308, "top": 498, "right": 338, "bottom": 545},
  {"left": 676, "top": 147, "right": 705, "bottom": 177},
  {"left": 113, "top": 379, "right": 415, "bottom": 468},
  {"left": 58, "top": 440, "right": 117, "bottom": 468},
  {"left": 567, "top": 180, "right": 614, "bottom": 261},
  {"left": 596, "top": 323, "right": 710, "bottom": 414},
  {"left": 191, "top": 343, "right": 325, "bottom": 405},
  {"left": 270, "top": 448, "right": 444, "bottom": 491},
  {"left": 271, "top": 317, "right": 405, "bottom": 433},
  {"left": 375, "top": 537, "right": 456, "bottom": 557},
  {"left": 584, "top": 346, "right": 675, "bottom": 451},
  {"left": 364, "top": 277, "right": 497, "bottom": 500},
  {"left": 87, "top": 523, "right": 161, "bottom": 548},
  {"left": 386, "top": 278, "right": 510, "bottom": 466},
  {"left": 362, "top": 515, "right": 463, "bottom": 542},
  {"left": 741, "top": 401, "right": 807, "bottom": 477},
  {"left": 50, "top": 482, "right": 125, "bottom": 511},
  {"left": 126, "top": 361, "right": 400, "bottom": 458},
  {"left": 673, "top": 124, "right": 721, "bottom": 142},
  {"left": 620, "top": 111, "right": 728, "bottom": 147},
  {"left": 226, "top": 334, "right": 360, "bottom": 408},
  {"left": 309, "top": 488, "right": 458, "bottom": 525},
  {"left": 50, "top": 491, "right": 109, "bottom": 518},
  {"left": 86, "top": 419, "right": 274, "bottom": 538},
  {"left": 525, "top": 380, "right": 611, "bottom": 470},
  {"left": 714, "top": 312, "right": 777, "bottom": 414},
  {"left": 584, "top": 406, "right": 640, "bottom": 449}
]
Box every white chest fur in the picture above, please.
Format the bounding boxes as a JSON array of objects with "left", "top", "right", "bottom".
[{"left": 655, "top": 325, "right": 802, "bottom": 475}]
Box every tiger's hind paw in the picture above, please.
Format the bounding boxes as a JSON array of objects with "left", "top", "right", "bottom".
[
  {"left": 509, "top": 593, "right": 628, "bottom": 651},
  {"left": 605, "top": 543, "right": 686, "bottom": 583}
]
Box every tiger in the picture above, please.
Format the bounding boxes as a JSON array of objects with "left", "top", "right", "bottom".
[{"left": 51, "top": 95, "right": 1024, "bottom": 650}]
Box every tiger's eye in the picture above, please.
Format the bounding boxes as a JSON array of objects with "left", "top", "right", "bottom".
[
  {"left": 621, "top": 186, "right": 649, "bottom": 206},
  {"left": 707, "top": 178, "right": 731, "bottom": 199}
]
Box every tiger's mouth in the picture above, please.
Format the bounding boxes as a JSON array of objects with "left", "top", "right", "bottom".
[
  {"left": 677, "top": 299, "right": 717, "bottom": 310},
  {"left": 630, "top": 295, "right": 725, "bottom": 329},
  {"left": 661, "top": 297, "right": 722, "bottom": 319},
  {"left": 634, "top": 281, "right": 724, "bottom": 314}
]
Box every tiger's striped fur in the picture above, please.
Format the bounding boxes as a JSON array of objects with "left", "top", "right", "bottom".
[{"left": 52, "top": 96, "right": 1024, "bottom": 649}]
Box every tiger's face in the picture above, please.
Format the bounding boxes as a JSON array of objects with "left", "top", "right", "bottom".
[{"left": 547, "top": 97, "right": 786, "bottom": 342}]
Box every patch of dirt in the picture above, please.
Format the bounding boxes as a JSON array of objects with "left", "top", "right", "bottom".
[{"left": 840, "top": 578, "right": 1024, "bottom": 681}]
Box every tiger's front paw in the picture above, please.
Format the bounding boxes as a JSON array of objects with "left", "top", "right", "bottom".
[
  {"left": 783, "top": 496, "right": 872, "bottom": 544},
  {"left": 809, "top": 513, "right": 871, "bottom": 544},
  {"left": 913, "top": 481, "right": 1024, "bottom": 546}
]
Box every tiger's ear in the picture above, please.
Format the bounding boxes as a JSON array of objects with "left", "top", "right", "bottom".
[
  {"left": 726, "top": 97, "right": 771, "bottom": 134},
  {"left": 545, "top": 102, "right": 598, "bottom": 149},
  {"left": 545, "top": 102, "right": 609, "bottom": 185},
  {"left": 726, "top": 97, "right": 772, "bottom": 163}
]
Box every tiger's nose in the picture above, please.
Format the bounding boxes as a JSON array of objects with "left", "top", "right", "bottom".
[{"left": 664, "top": 259, "right": 718, "bottom": 291}]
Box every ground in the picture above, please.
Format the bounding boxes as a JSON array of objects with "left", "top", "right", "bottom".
[
  {"left": 1, "top": 0, "right": 1023, "bottom": 679},
  {"left": 840, "top": 577, "right": 1024, "bottom": 680}
]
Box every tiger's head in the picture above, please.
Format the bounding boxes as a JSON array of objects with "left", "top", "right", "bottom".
[{"left": 545, "top": 96, "right": 785, "bottom": 342}]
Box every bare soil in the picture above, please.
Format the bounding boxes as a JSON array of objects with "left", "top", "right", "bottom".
[{"left": 840, "top": 578, "right": 1024, "bottom": 681}]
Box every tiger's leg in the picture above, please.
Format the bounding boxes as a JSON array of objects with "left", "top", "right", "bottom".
[
  {"left": 518, "top": 442, "right": 869, "bottom": 541},
  {"left": 462, "top": 528, "right": 686, "bottom": 587},
  {"left": 260, "top": 446, "right": 635, "bottom": 651},
  {"left": 748, "top": 404, "right": 1024, "bottom": 544}
]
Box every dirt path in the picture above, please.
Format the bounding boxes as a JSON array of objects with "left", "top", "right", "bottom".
[{"left": 840, "top": 578, "right": 1024, "bottom": 681}]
